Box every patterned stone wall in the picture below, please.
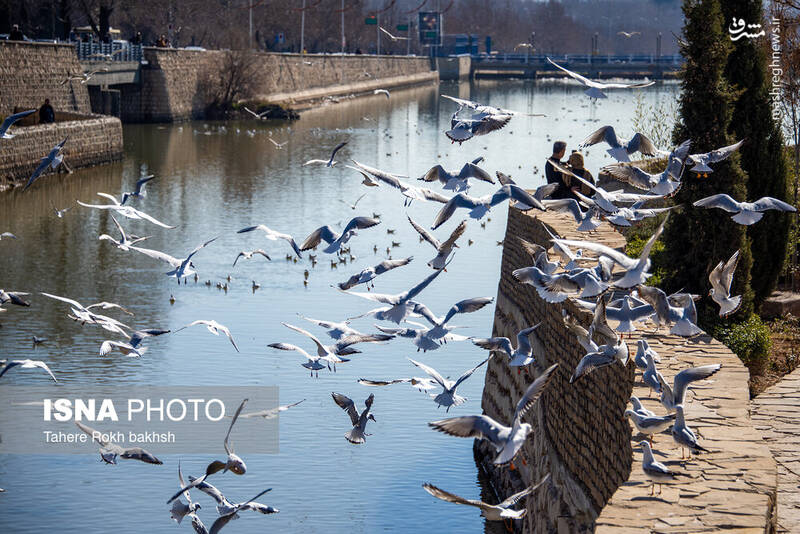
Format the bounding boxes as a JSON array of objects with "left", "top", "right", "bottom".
[
  {"left": 120, "top": 48, "right": 435, "bottom": 122},
  {"left": 0, "top": 115, "right": 123, "bottom": 189},
  {"left": 477, "top": 207, "right": 777, "bottom": 533},
  {"left": 0, "top": 41, "right": 91, "bottom": 116},
  {"left": 476, "top": 209, "right": 633, "bottom": 533}
]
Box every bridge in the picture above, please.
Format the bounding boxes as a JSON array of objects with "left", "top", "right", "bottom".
[
  {"left": 469, "top": 53, "right": 683, "bottom": 80},
  {"left": 75, "top": 41, "right": 143, "bottom": 86}
]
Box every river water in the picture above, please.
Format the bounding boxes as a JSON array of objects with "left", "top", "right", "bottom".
[{"left": 0, "top": 79, "right": 678, "bottom": 533}]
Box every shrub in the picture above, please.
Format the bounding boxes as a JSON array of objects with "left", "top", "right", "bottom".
[{"left": 708, "top": 313, "right": 772, "bottom": 374}]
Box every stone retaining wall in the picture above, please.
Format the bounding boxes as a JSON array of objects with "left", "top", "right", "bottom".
[
  {"left": 0, "top": 41, "right": 91, "bottom": 116},
  {"left": 120, "top": 48, "right": 436, "bottom": 122},
  {"left": 477, "top": 208, "right": 777, "bottom": 533},
  {"left": 0, "top": 115, "right": 123, "bottom": 190}
]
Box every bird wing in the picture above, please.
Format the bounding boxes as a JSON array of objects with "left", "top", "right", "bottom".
[
  {"left": 75, "top": 420, "right": 109, "bottom": 447},
  {"left": 422, "top": 483, "right": 488, "bottom": 511},
  {"left": 0, "top": 109, "right": 35, "bottom": 134},
  {"left": 601, "top": 163, "right": 656, "bottom": 190},
  {"left": 337, "top": 271, "right": 365, "bottom": 291},
  {"left": 553, "top": 239, "right": 637, "bottom": 270},
  {"left": 129, "top": 245, "right": 181, "bottom": 267},
  {"left": 119, "top": 447, "right": 162, "bottom": 464},
  {"left": 513, "top": 363, "right": 559, "bottom": 423},
  {"left": 128, "top": 207, "right": 176, "bottom": 229},
  {"left": 515, "top": 324, "right": 541, "bottom": 356},
  {"left": 453, "top": 356, "right": 491, "bottom": 389},
  {"left": 267, "top": 342, "right": 315, "bottom": 361},
  {"left": 341, "top": 216, "right": 381, "bottom": 235},
  {"left": 461, "top": 162, "right": 494, "bottom": 183},
  {"left": 693, "top": 194, "right": 741, "bottom": 212},
  {"left": 472, "top": 337, "right": 514, "bottom": 356},
  {"left": 407, "top": 215, "right": 441, "bottom": 249},
  {"left": 441, "top": 94, "right": 481, "bottom": 110},
  {"left": 441, "top": 296, "right": 493, "bottom": 326},
  {"left": 706, "top": 140, "right": 744, "bottom": 163},
  {"left": 86, "top": 301, "right": 134, "bottom": 315},
  {"left": 329, "top": 141, "right": 348, "bottom": 164},
  {"left": 300, "top": 225, "right": 338, "bottom": 250},
  {"left": 546, "top": 57, "right": 593, "bottom": 86},
  {"left": 374, "top": 257, "right": 413, "bottom": 275},
  {"left": 499, "top": 473, "right": 551, "bottom": 507},
  {"left": 408, "top": 358, "right": 448, "bottom": 389},
  {"left": 471, "top": 114, "right": 513, "bottom": 136},
  {"left": 673, "top": 364, "right": 721, "bottom": 405},
  {"left": 397, "top": 267, "right": 446, "bottom": 303},
  {"left": 40, "top": 292, "right": 86, "bottom": 311},
  {"left": 600, "top": 80, "right": 656, "bottom": 89},
  {"left": 628, "top": 133, "right": 659, "bottom": 156},
  {"left": 331, "top": 392, "right": 360, "bottom": 426},
  {"left": 282, "top": 322, "right": 327, "bottom": 356},
  {"left": 133, "top": 175, "right": 154, "bottom": 195},
  {"left": 714, "top": 250, "right": 739, "bottom": 294},
  {"left": 580, "top": 125, "right": 617, "bottom": 148},
  {"left": 431, "top": 193, "right": 479, "bottom": 230},
  {"left": 571, "top": 351, "right": 616, "bottom": 382},
  {"left": 591, "top": 297, "right": 619, "bottom": 344},
  {"left": 428, "top": 415, "right": 507, "bottom": 446},
  {"left": 751, "top": 197, "right": 797, "bottom": 212},
  {"left": 223, "top": 398, "right": 248, "bottom": 454},
  {"left": 358, "top": 378, "right": 411, "bottom": 387}
]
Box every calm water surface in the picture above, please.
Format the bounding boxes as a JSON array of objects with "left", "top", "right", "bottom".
[{"left": 0, "top": 79, "right": 678, "bottom": 533}]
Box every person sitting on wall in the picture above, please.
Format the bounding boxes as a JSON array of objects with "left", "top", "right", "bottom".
[
  {"left": 545, "top": 140, "right": 571, "bottom": 200},
  {"left": 156, "top": 34, "right": 168, "bottom": 47},
  {"left": 9, "top": 24, "right": 24, "bottom": 41},
  {"left": 39, "top": 99, "right": 55, "bottom": 124},
  {"left": 566, "top": 151, "right": 594, "bottom": 200}
]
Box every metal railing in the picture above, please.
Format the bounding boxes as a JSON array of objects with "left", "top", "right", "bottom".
[
  {"left": 75, "top": 41, "right": 143, "bottom": 62},
  {"left": 470, "top": 53, "right": 683, "bottom": 65}
]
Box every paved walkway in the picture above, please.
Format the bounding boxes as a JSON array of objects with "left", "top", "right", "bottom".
[{"left": 751, "top": 368, "right": 800, "bottom": 533}]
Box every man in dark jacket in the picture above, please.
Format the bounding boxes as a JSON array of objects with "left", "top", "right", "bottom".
[
  {"left": 9, "top": 24, "right": 24, "bottom": 40},
  {"left": 39, "top": 99, "right": 55, "bottom": 124},
  {"left": 545, "top": 140, "right": 569, "bottom": 199}
]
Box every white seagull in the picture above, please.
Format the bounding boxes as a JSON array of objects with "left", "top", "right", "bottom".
[
  {"left": 23, "top": 138, "right": 67, "bottom": 191},
  {"left": 176, "top": 320, "right": 239, "bottom": 352},
  {"left": 332, "top": 392, "right": 376, "bottom": 444},
  {"left": 601, "top": 139, "right": 691, "bottom": 195},
  {"left": 431, "top": 184, "right": 546, "bottom": 230},
  {"left": 300, "top": 216, "right": 381, "bottom": 254},
  {"left": 687, "top": 140, "right": 744, "bottom": 174},
  {"left": 692, "top": 194, "right": 796, "bottom": 225},
  {"left": 337, "top": 257, "right": 413, "bottom": 290},
  {"left": 546, "top": 57, "right": 655, "bottom": 99},
  {"left": 98, "top": 214, "right": 151, "bottom": 251},
  {"left": 407, "top": 216, "right": 467, "bottom": 270},
  {"left": 709, "top": 250, "right": 742, "bottom": 317},
  {"left": 77, "top": 192, "right": 175, "bottom": 228},
  {"left": 237, "top": 224, "right": 303, "bottom": 257},
  {"left": 0, "top": 359, "right": 57, "bottom": 382},
  {"left": 407, "top": 356, "right": 491, "bottom": 411},
  {"left": 233, "top": 249, "right": 271, "bottom": 267},
  {"left": 428, "top": 363, "right": 559, "bottom": 467},
  {"left": 419, "top": 157, "right": 494, "bottom": 192},
  {"left": 657, "top": 364, "right": 721, "bottom": 414},
  {"left": 130, "top": 236, "right": 218, "bottom": 283},
  {"left": 638, "top": 440, "right": 678, "bottom": 496},
  {"left": 303, "top": 141, "right": 347, "bottom": 167},
  {"left": 0, "top": 109, "right": 35, "bottom": 138},
  {"left": 121, "top": 174, "right": 155, "bottom": 204},
  {"left": 350, "top": 160, "right": 450, "bottom": 206},
  {"left": 75, "top": 421, "right": 162, "bottom": 464},
  {"left": 379, "top": 26, "right": 409, "bottom": 41},
  {"left": 472, "top": 324, "right": 543, "bottom": 368},
  {"left": 579, "top": 125, "right": 660, "bottom": 162}
]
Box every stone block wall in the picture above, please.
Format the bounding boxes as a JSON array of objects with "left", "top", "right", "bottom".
[
  {"left": 0, "top": 115, "right": 123, "bottom": 190},
  {"left": 120, "top": 48, "right": 435, "bottom": 122},
  {"left": 0, "top": 41, "right": 91, "bottom": 116},
  {"left": 477, "top": 207, "right": 777, "bottom": 533},
  {"left": 476, "top": 209, "right": 633, "bottom": 533}
]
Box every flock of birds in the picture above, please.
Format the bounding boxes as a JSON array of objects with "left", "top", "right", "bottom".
[{"left": 1, "top": 63, "right": 798, "bottom": 532}]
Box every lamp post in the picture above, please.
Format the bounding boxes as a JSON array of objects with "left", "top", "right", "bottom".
[
  {"left": 300, "top": 0, "right": 306, "bottom": 53},
  {"left": 341, "top": 0, "right": 345, "bottom": 53}
]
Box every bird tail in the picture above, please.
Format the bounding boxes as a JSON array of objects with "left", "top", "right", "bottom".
[{"left": 345, "top": 427, "right": 366, "bottom": 444}]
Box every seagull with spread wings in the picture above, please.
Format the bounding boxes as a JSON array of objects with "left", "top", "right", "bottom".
[
  {"left": 337, "top": 257, "right": 413, "bottom": 290},
  {"left": 232, "top": 249, "right": 271, "bottom": 267},
  {"left": 419, "top": 157, "right": 494, "bottom": 192},
  {"left": 429, "top": 363, "right": 558, "bottom": 467},
  {"left": 0, "top": 359, "right": 57, "bottom": 382},
  {"left": 130, "top": 236, "right": 218, "bottom": 283},
  {"left": 441, "top": 94, "right": 545, "bottom": 144},
  {"left": 657, "top": 364, "right": 721, "bottom": 414},
  {"left": 350, "top": 160, "right": 450, "bottom": 206},
  {"left": 692, "top": 193, "right": 796, "bottom": 225},
  {"left": 0, "top": 109, "right": 35, "bottom": 139},
  {"left": 175, "top": 319, "right": 239, "bottom": 352},
  {"left": 77, "top": 192, "right": 175, "bottom": 228},
  {"left": 431, "top": 184, "right": 546, "bottom": 230},
  {"left": 709, "top": 250, "right": 742, "bottom": 317},
  {"left": 300, "top": 216, "right": 381, "bottom": 253},
  {"left": 472, "top": 323, "right": 543, "bottom": 368},
  {"left": 98, "top": 214, "right": 151, "bottom": 251},
  {"left": 546, "top": 57, "right": 655, "bottom": 99},
  {"left": 121, "top": 174, "right": 155, "bottom": 205},
  {"left": 237, "top": 224, "right": 303, "bottom": 257},
  {"left": 303, "top": 141, "right": 348, "bottom": 167},
  {"left": 332, "top": 392, "right": 376, "bottom": 444},
  {"left": 687, "top": 140, "right": 744, "bottom": 175},
  {"left": 602, "top": 139, "right": 691, "bottom": 195},
  {"left": 75, "top": 421, "right": 162, "bottom": 465},
  {"left": 185, "top": 480, "right": 278, "bottom": 532},
  {"left": 23, "top": 138, "right": 67, "bottom": 191},
  {"left": 407, "top": 357, "right": 491, "bottom": 411},
  {"left": 579, "top": 125, "right": 660, "bottom": 162},
  {"left": 407, "top": 216, "right": 467, "bottom": 270},
  {"left": 40, "top": 292, "right": 131, "bottom": 335}
]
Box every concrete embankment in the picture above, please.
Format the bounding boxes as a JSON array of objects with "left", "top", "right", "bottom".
[{"left": 476, "top": 208, "right": 777, "bottom": 533}]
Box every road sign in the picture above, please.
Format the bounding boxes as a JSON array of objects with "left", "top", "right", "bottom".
[
  {"left": 396, "top": 24, "right": 408, "bottom": 32},
  {"left": 365, "top": 16, "right": 377, "bottom": 25},
  {"left": 419, "top": 11, "right": 440, "bottom": 46}
]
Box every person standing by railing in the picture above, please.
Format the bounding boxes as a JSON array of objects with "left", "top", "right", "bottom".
[{"left": 9, "top": 24, "right": 24, "bottom": 41}]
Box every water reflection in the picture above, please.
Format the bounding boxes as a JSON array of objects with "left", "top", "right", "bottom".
[{"left": 0, "top": 79, "right": 678, "bottom": 533}]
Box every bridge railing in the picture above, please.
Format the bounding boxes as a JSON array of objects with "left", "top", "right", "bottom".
[
  {"left": 470, "top": 53, "right": 683, "bottom": 65},
  {"left": 75, "top": 41, "right": 143, "bottom": 62}
]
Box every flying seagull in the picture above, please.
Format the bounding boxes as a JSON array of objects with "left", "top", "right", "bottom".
[
  {"left": 428, "top": 363, "right": 559, "bottom": 467},
  {"left": 410, "top": 296, "right": 494, "bottom": 341},
  {"left": 687, "top": 140, "right": 744, "bottom": 175},
  {"left": 98, "top": 214, "right": 151, "bottom": 251},
  {"left": 340, "top": 192, "right": 367, "bottom": 210},
  {"left": 50, "top": 200, "right": 72, "bottom": 218},
  {"left": 304, "top": 141, "right": 347, "bottom": 167},
  {"left": 176, "top": 319, "right": 239, "bottom": 352},
  {"left": 332, "top": 392, "right": 376, "bottom": 444},
  {"left": 709, "top": 250, "right": 742, "bottom": 317},
  {"left": 278, "top": 322, "right": 390, "bottom": 368},
  {"left": 39, "top": 292, "right": 131, "bottom": 335},
  {"left": 546, "top": 57, "right": 655, "bottom": 99},
  {"left": 237, "top": 399, "right": 305, "bottom": 420},
  {"left": 233, "top": 249, "right": 271, "bottom": 267},
  {"left": 0, "top": 289, "right": 30, "bottom": 307},
  {"left": 408, "top": 356, "right": 491, "bottom": 411},
  {"left": 77, "top": 192, "right": 175, "bottom": 228},
  {"left": 130, "top": 236, "right": 218, "bottom": 283},
  {"left": 23, "top": 138, "right": 67, "bottom": 191},
  {"left": 423, "top": 474, "right": 550, "bottom": 525},
  {"left": 121, "top": 174, "right": 155, "bottom": 205},
  {"left": 350, "top": 160, "right": 450, "bottom": 206},
  {"left": 187, "top": 480, "right": 277, "bottom": 532},
  {"left": 431, "top": 184, "right": 546, "bottom": 230},
  {"left": 0, "top": 359, "right": 57, "bottom": 382},
  {"left": 441, "top": 95, "right": 544, "bottom": 144},
  {"left": 300, "top": 216, "right": 381, "bottom": 254},
  {"left": 579, "top": 125, "right": 660, "bottom": 162},
  {"left": 0, "top": 232, "right": 17, "bottom": 240},
  {"left": 419, "top": 158, "right": 494, "bottom": 192},
  {"left": 170, "top": 462, "right": 202, "bottom": 526},
  {"left": 338, "top": 267, "right": 446, "bottom": 323},
  {"left": 408, "top": 216, "right": 466, "bottom": 270},
  {"left": 337, "top": 257, "right": 413, "bottom": 290},
  {"left": 618, "top": 31, "right": 641, "bottom": 38},
  {"left": 601, "top": 139, "right": 691, "bottom": 195},
  {"left": 692, "top": 194, "right": 796, "bottom": 225},
  {"left": 0, "top": 109, "right": 35, "bottom": 139},
  {"left": 373, "top": 88, "right": 390, "bottom": 98},
  {"left": 472, "top": 324, "right": 543, "bottom": 368},
  {"left": 75, "top": 421, "right": 162, "bottom": 464},
  {"left": 237, "top": 224, "right": 302, "bottom": 257}
]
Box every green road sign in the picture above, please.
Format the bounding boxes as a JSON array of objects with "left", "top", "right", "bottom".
[
  {"left": 365, "top": 16, "right": 377, "bottom": 25},
  {"left": 396, "top": 24, "right": 408, "bottom": 31}
]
